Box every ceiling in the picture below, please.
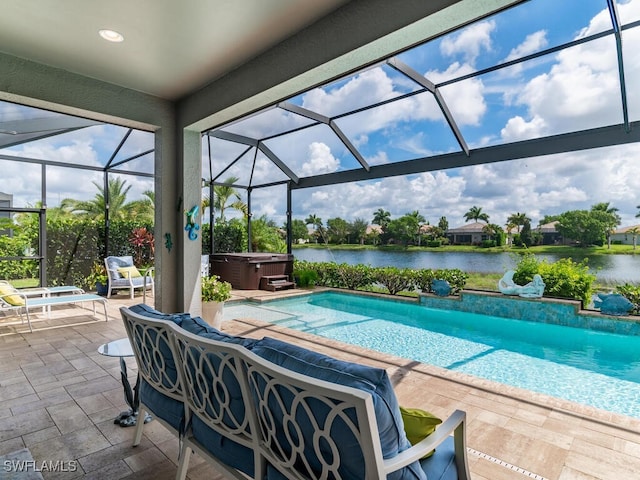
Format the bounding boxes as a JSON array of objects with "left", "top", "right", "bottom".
[{"left": 0, "top": 0, "right": 349, "bottom": 101}]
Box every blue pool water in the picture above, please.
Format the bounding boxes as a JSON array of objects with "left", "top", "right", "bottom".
[{"left": 225, "top": 292, "right": 640, "bottom": 419}]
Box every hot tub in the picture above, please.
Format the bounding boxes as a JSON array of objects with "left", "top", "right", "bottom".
[{"left": 210, "top": 253, "right": 294, "bottom": 290}]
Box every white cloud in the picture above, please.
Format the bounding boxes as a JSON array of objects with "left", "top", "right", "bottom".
[
  {"left": 440, "top": 21, "right": 495, "bottom": 65},
  {"left": 500, "top": 115, "right": 547, "bottom": 141},
  {"left": 302, "top": 68, "right": 396, "bottom": 117},
  {"left": 504, "top": 30, "right": 548, "bottom": 62},
  {"left": 431, "top": 63, "right": 486, "bottom": 126},
  {"left": 300, "top": 142, "right": 340, "bottom": 176},
  {"left": 501, "top": 4, "right": 639, "bottom": 142}
]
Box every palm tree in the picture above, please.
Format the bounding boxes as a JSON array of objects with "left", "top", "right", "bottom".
[
  {"left": 304, "top": 214, "right": 325, "bottom": 244},
  {"left": 61, "top": 177, "right": 132, "bottom": 220},
  {"left": 202, "top": 176, "right": 247, "bottom": 222},
  {"left": 463, "top": 206, "right": 489, "bottom": 223},
  {"left": 483, "top": 223, "right": 503, "bottom": 245},
  {"left": 124, "top": 189, "right": 155, "bottom": 223},
  {"left": 372, "top": 208, "right": 391, "bottom": 230},
  {"left": 506, "top": 212, "right": 531, "bottom": 234},
  {"left": 628, "top": 227, "right": 640, "bottom": 250},
  {"left": 408, "top": 210, "right": 426, "bottom": 245}
]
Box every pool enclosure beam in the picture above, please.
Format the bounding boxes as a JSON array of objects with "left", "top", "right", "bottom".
[{"left": 290, "top": 121, "right": 640, "bottom": 190}]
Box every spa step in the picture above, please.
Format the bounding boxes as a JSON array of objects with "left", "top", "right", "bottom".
[{"left": 260, "top": 275, "right": 295, "bottom": 291}]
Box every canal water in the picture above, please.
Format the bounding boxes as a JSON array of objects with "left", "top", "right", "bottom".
[{"left": 293, "top": 248, "right": 640, "bottom": 284}]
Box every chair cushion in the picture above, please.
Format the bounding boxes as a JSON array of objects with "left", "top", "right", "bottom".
[
  {"left": 191, "top": 416, "right": 254, "bottom": 477},
  {"left": 140, "top": 379, "right": 184, "bottom": 432},
  {"left": 127, "top": 305, "right": 188, "bottom": 399},
  {"left": 177, "top": 316, "right": 257, "bottom": 477},
  {"left": 118, "top": 266, "right": 142, "bottom": 278},
  {"left": 251, "top": 336, "right": 425, "bottom": 480},
  {"left": 420, "top": 436, "right": 457, "bottom": 480},
  {"left": 0, "top": 285, "right": 24, "bottom": 306},
  {"left": 128, "top": 304, "right": 189, "bottom": 325},
  {"left": 105, "top": 256, "right": 134, "bottom": 281},
  {"left": 179, "top": 315, "right": 256, "bottom": 348}
]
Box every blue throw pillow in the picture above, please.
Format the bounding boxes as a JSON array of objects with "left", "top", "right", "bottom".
[{"left": 251, "top": 337, "right": 424, "bottom": 480}]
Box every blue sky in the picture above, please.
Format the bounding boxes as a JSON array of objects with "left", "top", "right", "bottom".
[{"left": 2, "top": 0, "right": 640, "bottom": 231}]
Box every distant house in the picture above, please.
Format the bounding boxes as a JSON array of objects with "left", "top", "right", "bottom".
[
  {"left": 446, "top": 222, "right": 489, "bottom": 245},
  {"left": 366, "top": 224, "right": 383, "bottom": 235},
  {"left": 537, "top": 221, "right": 564, "bottom": 245},
  {"left": 611, "top": 225, "right": 640, "bottom": 245},
  {"left": 0, "top": 191, "right": 12, "bottom": 237}
]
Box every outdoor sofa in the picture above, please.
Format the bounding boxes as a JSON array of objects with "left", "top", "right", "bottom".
[{"left": 121, "top": 304, "right": 470, "bottom": 480}]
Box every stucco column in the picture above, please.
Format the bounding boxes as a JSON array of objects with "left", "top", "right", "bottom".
[{"left": 178, "top": 128, "right": 203, "bottom": 315}]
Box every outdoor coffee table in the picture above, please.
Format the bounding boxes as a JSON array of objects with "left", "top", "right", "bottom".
[{"left": 98, "top": 337, "right": 152, "bottom": 427}]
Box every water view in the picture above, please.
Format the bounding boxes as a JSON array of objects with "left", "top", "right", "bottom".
[{"left": 293, "top": 248, "right": 640, "bottom": 284}]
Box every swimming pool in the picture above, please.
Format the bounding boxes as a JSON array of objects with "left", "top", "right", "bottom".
[{"left": 225, "top": 291, "right": 640, "bottom": 419}]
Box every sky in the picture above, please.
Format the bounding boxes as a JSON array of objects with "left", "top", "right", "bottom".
[{"left": 2, "top": 0, "right": 640, "bottom": 231}]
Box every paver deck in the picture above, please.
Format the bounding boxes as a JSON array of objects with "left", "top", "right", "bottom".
[{"left": 0, "top": 291, "right": 639, "bottom": 479}]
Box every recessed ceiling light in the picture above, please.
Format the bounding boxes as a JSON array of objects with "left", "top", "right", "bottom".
[{"left": 98, "top": 29, "right": 124, "bottom": 43}]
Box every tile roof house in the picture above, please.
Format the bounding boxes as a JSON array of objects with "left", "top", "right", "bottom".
[
  {"left": 537, "top": 221, "right": 565, "bottom": 245},
  {"left": 446, "top": 222, "right": 488, "bottom": 245},
  {"left": 611, "top": 225, "right": 640, "bottom": 245}
]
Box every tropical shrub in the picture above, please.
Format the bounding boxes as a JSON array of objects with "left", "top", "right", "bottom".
[
  {"left": 372, "top": 266, "right": 415, "bottom": 295},
  {"left": 513, "top": 254, "right": 596, "bottom": 304},
  {"left": 293, "top": 268, "right": 318, "bottom": 288},
  {"left": 333, "top": 263, "right": 374, "bottom": 290},
  {"left": 615, "top": 283, "right": 640, "bottom": 314}
]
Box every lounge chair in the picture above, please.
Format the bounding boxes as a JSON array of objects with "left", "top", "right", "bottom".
[
  {"left": 0, "top": 280, "right": 84, "bottom": 297},
  {"left": 0, "top": 285, "right": 108, "bottom": 332},
  {"left": 104, "top": 256, "right": 154, "bottom": 299}
]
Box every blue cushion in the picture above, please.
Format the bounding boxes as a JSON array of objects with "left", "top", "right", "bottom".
[
  {"left": 191, "top": 416, "right": 254, "bottom": 477},
  {"left": 127, "top": 305, "right": 188, "bottom": 396},
  {"left": 420, "top": 436, "right": 458, "bottom": 480},
  {"left": 129, "top": 303, "right": 190, "bottom": 325},
  {"left": 177, "top": 317, "right": 257, "bottom": 476},
  {"left": 139, "top": 379, "right": 184, "bottom": 432},
  {"left": 251, "top": 337, "right": 425, "bottom": 480},
  {"left": 179, "top": 316, "right": 256, "bottom": 348}
]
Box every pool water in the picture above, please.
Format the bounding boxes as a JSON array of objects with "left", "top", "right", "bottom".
[{"left": 225, "top": 292, "right": 640, "bottom": 419}]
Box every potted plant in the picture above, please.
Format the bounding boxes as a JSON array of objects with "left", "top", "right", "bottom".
[
  {"left": 87, "top": 261, "right": 109, "bottom": 296},
  {"left": 201, "top": 274, "right": 232, "bottom": 329}
]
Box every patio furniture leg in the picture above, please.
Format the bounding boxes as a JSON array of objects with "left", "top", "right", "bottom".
[
  {"left": 24, "top": 308, "right": 33, "bottom": 333},
  {"left": 176, "top": 445, "right": 192, "bottom": 480},
  {"left": 132, "top": 407, "right": 146, "bottom": 446}
]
